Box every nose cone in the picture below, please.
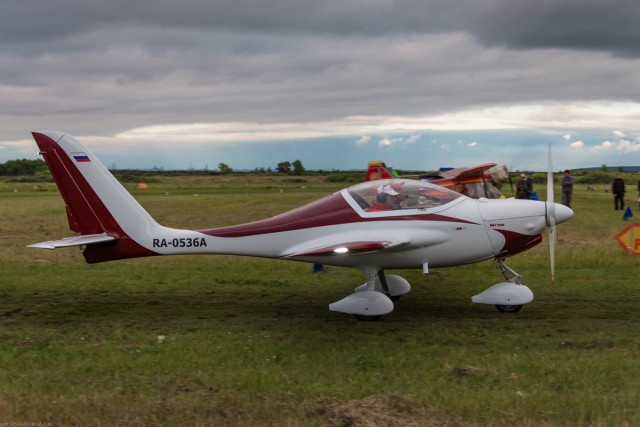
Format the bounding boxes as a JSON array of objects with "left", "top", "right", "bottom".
[{"left": 550, "top": 202, "right": 574, "bottom": 225}]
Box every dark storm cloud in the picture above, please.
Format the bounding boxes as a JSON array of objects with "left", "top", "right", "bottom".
[
  {"left": 464, "top": 0, "right": 640, "bottom": 56},
  {"left": 0, "top": 0, "right": 640, "bottom": 55},
  {"left": 3, "top": 0, "right": 639, "bottom": 55}
]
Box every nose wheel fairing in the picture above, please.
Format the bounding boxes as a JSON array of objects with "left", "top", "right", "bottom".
[
  {"left": 471, "top": 282, "right": 534, "bottom": 306},
  {"left": 471, "top": 258, "right": 533, "bottom": 312}
]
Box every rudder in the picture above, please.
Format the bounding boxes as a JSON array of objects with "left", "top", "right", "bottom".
[
  {"left": 33, "top": 131, "right": 117, "bottom": 234},
  {"left": 31, "top": 131, "right": 158, "bottom": 263}
]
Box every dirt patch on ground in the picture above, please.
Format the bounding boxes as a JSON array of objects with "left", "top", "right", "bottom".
[
  {"left": 448, "top": 364, "right": 497, "bottom": 378},
  {"left": 314, "top": 393, "right": 442, "bottom": 427}
]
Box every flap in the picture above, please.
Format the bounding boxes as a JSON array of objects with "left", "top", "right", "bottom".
[
  {"left": 282, "top": 233, "right": 411, "bottom": 258},
  {"left": 282, "top": 227, "right": 453, "bottom": 258},
  {"left": 284, "top": 240, "right": 405, "bottom": 258}
]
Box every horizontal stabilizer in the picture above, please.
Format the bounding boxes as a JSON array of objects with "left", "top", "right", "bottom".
[{"left": 27, "top": 233, "right": 115, "bottom": 250}]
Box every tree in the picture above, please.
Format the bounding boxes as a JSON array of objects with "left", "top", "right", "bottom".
[
  {"left": 218, "top": 163, "right": 233, "bottom": 174},
  {"left": 0, "top": 159, "right": 46, "bottom": 176},
  {"left": 276, "top": 161, "right": 292, "bottom": 174},
  {"left": 579, "top": 171, "right": 612, "bottom": 184},
  {"left": 292, "top": 160, "right": 306, "bottom": 176}
]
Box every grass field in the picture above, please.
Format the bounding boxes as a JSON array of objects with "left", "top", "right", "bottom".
[{"left": 2, "top": 174, "right": 640, "bottom": 426}]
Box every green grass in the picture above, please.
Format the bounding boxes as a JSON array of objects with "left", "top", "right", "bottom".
[{"left": 2, "top": 176, "right": 640, "bottom": 425}]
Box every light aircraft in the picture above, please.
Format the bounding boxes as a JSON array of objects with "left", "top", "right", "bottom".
[
  {"left": 366, "top": 160, "right": 510, "bottom": 199},
  {"left": 28, "top": 132, "right": 573, "bottom": 320}
]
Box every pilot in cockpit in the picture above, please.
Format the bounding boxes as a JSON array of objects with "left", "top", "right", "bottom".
[{"left": 366, "top": 182, "right": 405, "bottom": 212}]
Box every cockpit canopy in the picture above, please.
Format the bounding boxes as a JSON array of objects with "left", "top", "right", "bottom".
[{"left": 346, "top": 179, "right": 463, "bottom": 211}]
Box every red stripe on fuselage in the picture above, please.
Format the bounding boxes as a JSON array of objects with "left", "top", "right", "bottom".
[
  {"left": 495, "top": 229, "right": 542, "bottom": 257},
  {"left": 201, "top": 192, "right": 475, "bottom": 238}
]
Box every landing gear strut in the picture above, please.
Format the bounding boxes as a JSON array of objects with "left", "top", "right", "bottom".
[
  {"left": 494, "top": 258, "right": 525, "bottom": 313},
  {"left": 497, "top": 257, "right": 522, "bottom": 284},
  {"left": 354, "top": 271, "right": 387, "bottom": 321}
]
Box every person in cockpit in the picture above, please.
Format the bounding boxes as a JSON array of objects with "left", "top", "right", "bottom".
[{"left": 366, "top": 182, "right": 405, "bottom": 211}]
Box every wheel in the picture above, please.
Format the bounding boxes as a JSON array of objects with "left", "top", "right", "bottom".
[
  {"left": 354, "top": 314, "right": 382, "bottom": 321},
  {"left": 495, "top": 304, "right": 523, "bottom": 313}
]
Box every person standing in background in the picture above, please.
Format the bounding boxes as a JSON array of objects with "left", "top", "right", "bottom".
[
  {"left": 612, "top": 175, "right": 626, "bottom": 210},
  {"left": 516, "top": 174, "right": 526, "bottom": 199},
  {"left": 561, "top": 170, "right": 574, "bottom": 208},
  {"left": 516, "top": 173, "right": 533, "bottom": 199},
  {"left": 525, "top": 172, "right": 534, "bottom": 199}
]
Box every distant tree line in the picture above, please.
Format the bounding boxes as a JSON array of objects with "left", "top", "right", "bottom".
[
  {"left": 213, "top": 160, "right": 307, "bottom": 175},
  {"left": 3, "top": 157, "right": 628, "bottom": 186},
  {"left": 0, "top": 158, "right": 311, "bottom": 176},
  {"left": 521, "top": 167, "right": 638, "bottom": 186},
  {"left": 0, "top": 159, "right": 46, "bottom": 176},
  {"left": 575, "top": 171, "right": 616, "bottom": 185},
  {"left": 217, "top": 160, "right": 308, "bottom": 175}
]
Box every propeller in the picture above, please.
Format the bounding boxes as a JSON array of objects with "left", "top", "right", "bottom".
[{"left": 547, "top": 143, "right": 556, "bottom": 283}]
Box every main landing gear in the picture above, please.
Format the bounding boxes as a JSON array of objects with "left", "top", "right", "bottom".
[
  {"left": 328, "top": 270, "right": 411, "bottom": 321},
  {"left": 329, "top": 258, "right": 534, "bottom": 320},
  {"left": 471, "top": 258, "right": 534, "bottom": 313}
]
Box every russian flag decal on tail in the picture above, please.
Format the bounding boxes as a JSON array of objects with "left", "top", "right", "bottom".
[{"left": 72, "top": 152, "right": 91, "bottom": 162}]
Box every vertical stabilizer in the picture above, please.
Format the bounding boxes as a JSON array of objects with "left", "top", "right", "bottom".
[
  {"left": 31, "top": 131, "right": 158, "bottom": 263},
  {"left": 366, "top": 161, "right": 397, "bottom": 181}
]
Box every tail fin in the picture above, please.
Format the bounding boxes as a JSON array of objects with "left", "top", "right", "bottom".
[
  {"left": 366, "top": 161, "right": 398, "bottom": 181},
  {"left": 30, "top": 131, "right": 159, "bottom": 263}
]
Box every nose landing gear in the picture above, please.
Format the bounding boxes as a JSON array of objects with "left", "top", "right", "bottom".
[{"left": 471, "top": 258, "right": 534, "bottom": 313}]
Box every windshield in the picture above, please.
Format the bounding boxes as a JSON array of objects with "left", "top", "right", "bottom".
[{"left": 346, "top": 179, "right": 463, "bottom": 212}]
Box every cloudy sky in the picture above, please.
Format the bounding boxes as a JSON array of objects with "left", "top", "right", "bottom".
[{"left": 1, "top": 0, "right": 640, "bottom": 172}]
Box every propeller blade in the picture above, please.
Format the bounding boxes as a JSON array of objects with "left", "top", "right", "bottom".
[
  {"left": 547, "top": 143, "right": 556, "bottom": 283},
  {"left": 549, "top": 212, "right": 556, "bottom": 283},
  {"left": 508, "top": 170, "right": 514, "bottom": 196}
]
